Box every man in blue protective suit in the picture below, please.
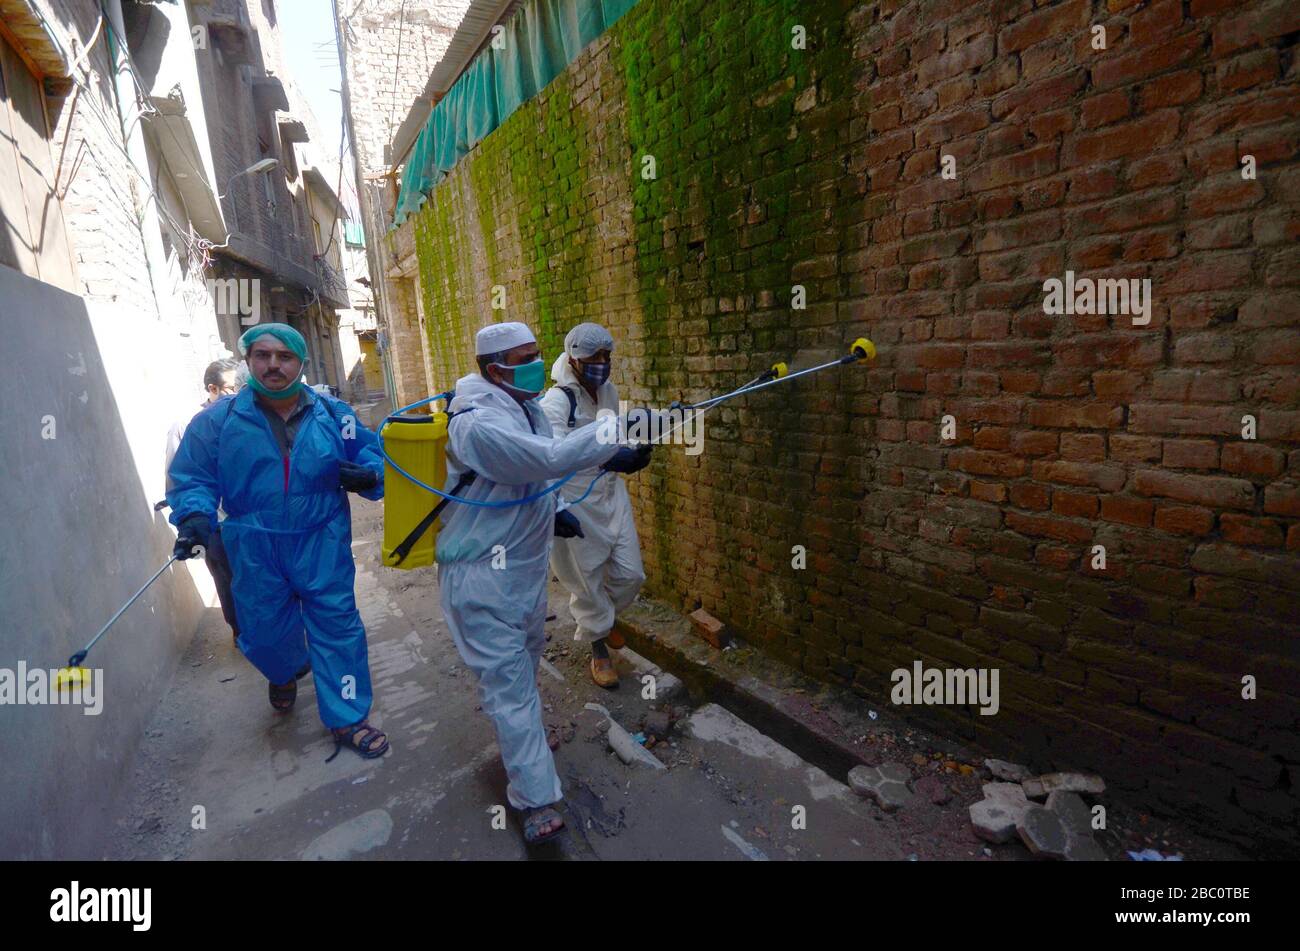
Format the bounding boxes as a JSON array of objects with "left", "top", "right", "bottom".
[
  {"left": 438, "top": 321, "right": 652, "bottom": 845},
  {"left": 167, "top": 323, "right": 390, "bottom": 761}
]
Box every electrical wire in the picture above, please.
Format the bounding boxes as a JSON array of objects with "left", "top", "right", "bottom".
[{"left": 57, "top": 13, "right": 212, "bottom": 268}]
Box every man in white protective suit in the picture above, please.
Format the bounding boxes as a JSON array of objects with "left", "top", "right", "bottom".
[
  {"left": 436, "top": 321, "right": 653, "bottom": 846},
  {"left": 539, "top": 323, "right": 652, "bottom": 689}
]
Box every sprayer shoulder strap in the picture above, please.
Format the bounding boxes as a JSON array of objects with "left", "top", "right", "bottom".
[
  {"left": 559, "top": 385, "right": 577, "bottom": 429},
  {"left": 389, "top": 403, "right": 480, "bottom": 565},
  {"left": 390, "top": 470, "right": 477, "bottom": 566}
]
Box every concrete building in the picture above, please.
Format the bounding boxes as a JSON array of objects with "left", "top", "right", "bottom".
[
  {"left": 334, "top": 0, "right": 472, "bottom": 407},
  {"left": 0, "top": 0, "right": 350, "bottom": 859}
]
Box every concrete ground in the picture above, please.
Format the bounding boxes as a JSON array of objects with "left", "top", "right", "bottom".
[
  {"left": 102, "top": 499, "right": 934, "bottom": 861},
  {"left": 105, "top": 497, "right": 1236, "bottom": 862}
]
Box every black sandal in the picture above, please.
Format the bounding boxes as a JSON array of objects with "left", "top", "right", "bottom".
[
  {"left": 326, "top": 721, "right": 389, "bottom": 762},
  {"left": 516, "top": 804, "right": 566, "bottom": 846},
  {"left": 269, "top": 679, "right": 296, "bottom": 713}
]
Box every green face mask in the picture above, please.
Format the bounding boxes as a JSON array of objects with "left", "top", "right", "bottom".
[
  {"left": 247, "top": 373, "right": 305, "bottom": 400},
  {"left": 493, "top": 358, "right": 545, "bottom": 397}
]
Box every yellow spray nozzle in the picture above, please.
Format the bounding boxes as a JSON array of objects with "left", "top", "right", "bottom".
[
  {"left": 55, "top": 666, "right": 90, "bottom": 691},
  {"left": 771, "top": 362, "right": 788, "bottom": 379},
  {"left": 850, "top": 337, "right": 876, "bottom": 361}
]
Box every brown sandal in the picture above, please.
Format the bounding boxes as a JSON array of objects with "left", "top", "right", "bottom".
[{"left": 590, "top": 656, "right": 619, "bottom": 689}]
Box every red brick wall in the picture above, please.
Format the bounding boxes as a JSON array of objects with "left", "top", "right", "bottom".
[
  {"left": 398, "top": 0, "right": 1299, "bottom": 853},
  {"left": 813, "top": 0, "right": 1299, "bottom": 853}
]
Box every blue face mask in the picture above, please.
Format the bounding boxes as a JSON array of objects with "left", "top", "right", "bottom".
[
  {"left": 579, "top": 361, "right": 611, "bottom": 386},
  {"left": 492, "top": 358, "right": 546, "bottom": 397}
]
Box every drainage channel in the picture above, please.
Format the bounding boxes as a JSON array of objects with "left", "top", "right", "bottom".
[{"left": 613, "top": 622, "right": 871, "bottom": 786}]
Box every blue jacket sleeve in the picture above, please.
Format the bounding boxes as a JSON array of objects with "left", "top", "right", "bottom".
[
  {"left": 166, "top": 407, "right": 222, "bottom": 530},
  {"left": 328, "top": 396, "right": 385, "bottom": 501}
]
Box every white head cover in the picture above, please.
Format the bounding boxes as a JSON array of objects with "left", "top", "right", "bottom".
[
  {"left": 475, "top": 321, "right": 536, "bottom": 356},
  {"left": 564, "top": 322, "right": 615, "bottom": 360}
]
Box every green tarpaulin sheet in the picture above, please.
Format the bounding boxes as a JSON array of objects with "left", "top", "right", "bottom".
[{"left": 393, "top": 0, "right": 638, "bottom": 226}]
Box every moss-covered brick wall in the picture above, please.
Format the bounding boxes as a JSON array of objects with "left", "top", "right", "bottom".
[{"left": 401, "top": 0, "right": 1300, "bottom": 853}]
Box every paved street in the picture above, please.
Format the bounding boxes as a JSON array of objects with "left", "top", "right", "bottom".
[{"left": 106, "top": 500, "right": 920, "bottom": 861}]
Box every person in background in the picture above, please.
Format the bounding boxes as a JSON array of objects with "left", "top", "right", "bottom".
[
  {"left": 539, "top": 324, "right": 650, "bottom": 689},
  {"left": 165, "top": 357, "right": 243, "bottom": 643}
]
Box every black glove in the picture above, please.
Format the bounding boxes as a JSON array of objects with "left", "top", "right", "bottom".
[
  {"left": 554, "top": 509, "right": 585, "bottom": 539},
  {"left": 600, "top": 443, "right": 653, "bottom": 474},
  {"left": 338, "top": 460, "right": 380, "bottom": 493},
  {"left": 173, "top": 515, "right": 212, "bottom": 560}
]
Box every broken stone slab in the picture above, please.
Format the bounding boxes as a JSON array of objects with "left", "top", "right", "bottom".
[
  {"left": 1046, "top": 790, "right": 1092, "bottom": 838},
  {"left": 617, "top": 646, "right": 686, "bottom": 702},
  {"left": 1022, "top": 772, "right": 1105, "bottom": 800},
  {"left": 982, "top": 782, "right": 1031, "bottom": 806},
  {"left": 1018, "top": 804, "right": 1069, "bottom": 859},
  {"left": 969, "top": 783, "right": 1031, "bottom": 844},
  {"left": 848, "top": 762, "right": 915, "bottom": 812},
  {"left": 985, "top": 758, "right": 1033, "bottom": 783},
  {"left": 1047, "top": 791, "right": 1109, "bottom": 862},
  {"left": 970, "top": 800, "right": 1021, "bottom": 844}
]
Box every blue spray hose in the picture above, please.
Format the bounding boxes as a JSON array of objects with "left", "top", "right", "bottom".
[
  {"left": 380, "top": 336, "right": 876, "bottom": 508},
  {"left": 377, "top": 393, "right": 611, "bottom": 508}
]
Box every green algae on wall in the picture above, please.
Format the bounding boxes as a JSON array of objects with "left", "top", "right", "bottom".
[
  {"left": 616, "top": 0, "right": 859, "bottom": 643},
  {"left": 407, "top": 0, "right": 863, "bottom": 652}
]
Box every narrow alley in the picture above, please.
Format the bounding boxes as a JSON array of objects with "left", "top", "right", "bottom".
[
  {"left": 101, "top": 496, "right": 1244, "bottom": 863},
  {"left": 1, "top": 0, "right": 1296, "bottom": 916},
  {"left": 105, "top": 498, "right": 910, "bottom": 862}
]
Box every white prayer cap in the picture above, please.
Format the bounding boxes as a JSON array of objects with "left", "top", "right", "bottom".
[
  {"left": 475, "top": 321, "right": 536, "bottom": 355},
  {"left": 564, "top": 322, "right": 615, "bottom": 359}
]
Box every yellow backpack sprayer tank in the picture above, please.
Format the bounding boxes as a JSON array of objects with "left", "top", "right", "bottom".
[{"left": 378, "top": 395, "right": 467, "bottom": 569}]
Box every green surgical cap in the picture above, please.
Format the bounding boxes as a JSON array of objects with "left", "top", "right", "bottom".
[{"left": 239, "top": 322, "right": 307, "bottom": 361}]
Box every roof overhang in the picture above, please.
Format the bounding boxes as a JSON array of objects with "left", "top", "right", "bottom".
[
  {"left": 205, "top": 16, "right": 255, "bottom": 66},
  {"left": 278, "top": 118, "right": 309, "bottom": 144},
  {"left": 144, "top": 94, "right": 226, "bottom": 242},
  {"left": 303, "top": 167, "right": 345, "bottom": 219},
  {"left": 0, "top": 0, "right": 73, "bottom": 94},
  {"left": 387, "top": 0, "right": 517, "bottom": 169},
  {"left": 252, "top": 76, "right": 290, "bottom": 113}
]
